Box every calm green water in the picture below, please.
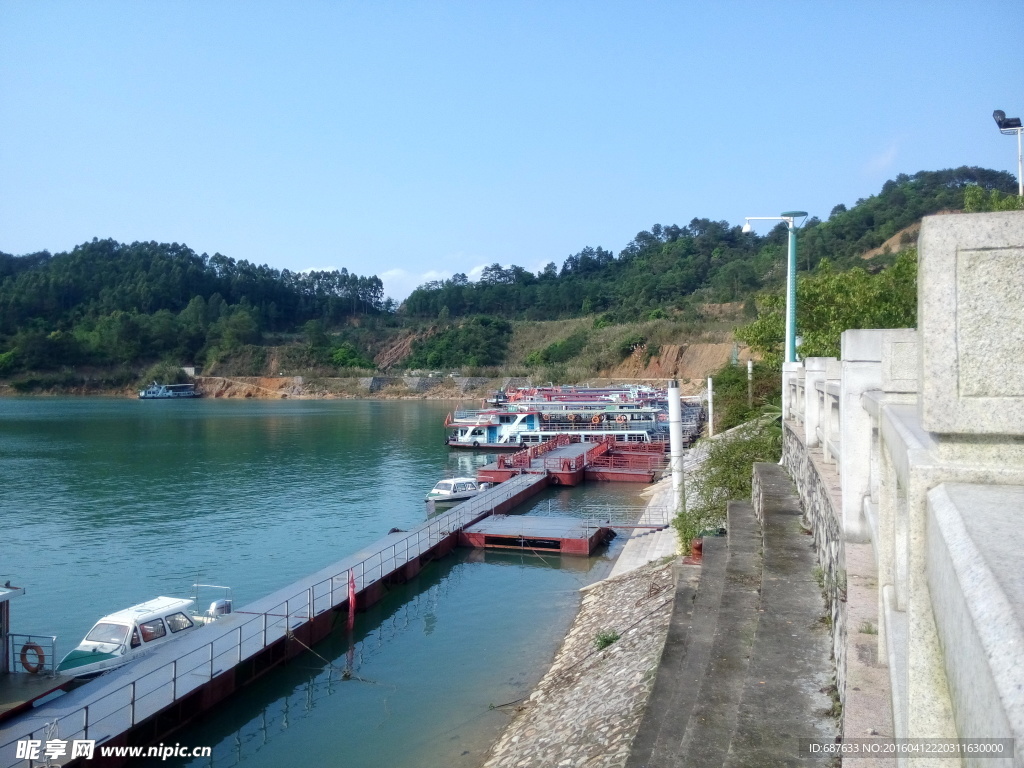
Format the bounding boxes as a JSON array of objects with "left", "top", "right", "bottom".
[{"left": 0, "top": 398, "right": 644, "bottom": 768}]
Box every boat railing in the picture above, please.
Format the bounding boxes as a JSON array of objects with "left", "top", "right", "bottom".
[
  {"left": 7, "top": 634, "right": 58, "bottom": 676},
  {"left": 611, "top": 442, "right": 666, "bottom": 454},
  {"left": 535, "top": 420, "right": 658, "bottom": 432},
  {"left": 0, "top": 493, "right": 526, "bottom": 766},
  {"left": 449, "top": 409, "right": 497, "bottom": 424}
]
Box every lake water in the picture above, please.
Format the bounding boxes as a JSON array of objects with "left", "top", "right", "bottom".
[{"left": 0, "top": 398, "right": 647, "bottom": 768}]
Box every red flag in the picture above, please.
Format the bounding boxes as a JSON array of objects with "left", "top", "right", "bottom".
[{"left": 347, "top": 570, "right": 356, "bottom": 633}]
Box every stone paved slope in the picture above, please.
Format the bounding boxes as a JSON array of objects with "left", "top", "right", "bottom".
[{"left": 481, "top": 559, "right": 686, "bottom": 768}]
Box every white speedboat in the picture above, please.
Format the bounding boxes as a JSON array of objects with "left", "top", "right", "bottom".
[
  {"left": 56, "top": 589, "right": 231, "bottom": 679},
  {"left": 425, "top": 477, "right": 490, "bottom": 505}
]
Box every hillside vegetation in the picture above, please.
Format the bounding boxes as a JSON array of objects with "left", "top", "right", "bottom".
[{"left": 0, "top": 166, "right": 1016, "bottom": 391}]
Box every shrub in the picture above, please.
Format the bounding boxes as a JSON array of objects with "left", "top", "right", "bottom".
[
  {"left": 405, "top": 316, "right": 512, "bottom": 369},
  {"left": 673, "top": 418, "right": 781, "bottom": 552},
  {"left": 139, "top": 361, "right": 191, "bottom": 386},
  {"left": 617, "top": 333, "right": 646, "bottom": 359}
]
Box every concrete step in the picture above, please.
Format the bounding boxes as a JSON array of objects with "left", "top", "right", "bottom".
[
  {"left": 627, "top": 500, "right": 763, "bottom": 768},
  {"left": 723, "top": 463, "right": 837, "bottom": 768},
  {"left": 626, "top": 536, "right": 728, "bottom": 767},
  {"left": 675, "top": 501, "right": 763, "bottom": 767},
  {"left": 627, "top": 465, "right": 839, "bottom": 767}
]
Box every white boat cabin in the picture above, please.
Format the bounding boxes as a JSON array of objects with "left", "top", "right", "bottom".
[
  {"left": 57, "top": 593, "right": 229, "bottom": 678},
  {"left": 425, "top": 477, "right": 488, "bottom": 503}
]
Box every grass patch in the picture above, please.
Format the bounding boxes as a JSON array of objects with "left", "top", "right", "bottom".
[{"left": 594, "top": 630, "right": 621, "bottom": 650}]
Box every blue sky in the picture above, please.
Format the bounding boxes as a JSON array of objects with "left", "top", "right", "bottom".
[{"left": 2, "top": 2, "right": 1021, "bottom": 300}]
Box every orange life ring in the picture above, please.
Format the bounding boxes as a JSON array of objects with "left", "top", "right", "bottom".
[
  {"left": 20, "top": 642, "right": 45, "bottom": 674},
  {"left": 591, "top": 415, "right": 601, "bottom": 424},
  {"left": 616, "top": 415, "right": 627, "bottom": 424},
  {"left": 657, "top": 413, "right": 668, "bottom": 422},
  {"left": 542, "top": 413, "right": 550, "bottom": 421},
  {"left": 567, "top": 413, "right": 577, "bottom": 422}
]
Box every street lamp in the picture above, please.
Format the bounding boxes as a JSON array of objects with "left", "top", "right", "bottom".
[
  {"left": 743, "top": 211, "right": 808, "bottom": 364},
  {"left": 993, "top": 109, "right": 1023, "bottom": 197}
]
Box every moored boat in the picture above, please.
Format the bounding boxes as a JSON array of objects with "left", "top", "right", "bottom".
[
  {"left": 446, "top": 384, "right": 703, "bottom": 449},
  {"left": 56, "top": 589, "right": 232, "bottom": 679},
  {"left": 138, "top": 381, "right": 202, "bottom": 399},
  {"left": 425, "top": 477, "right": 490, "bottom": 505}
]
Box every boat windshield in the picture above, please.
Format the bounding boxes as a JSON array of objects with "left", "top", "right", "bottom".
[
  {"left": 433, "top": 482, "right": 453, "bottom": 492},
  {"left": 85, "top": 622, "right": 131, "bottom": 645}
]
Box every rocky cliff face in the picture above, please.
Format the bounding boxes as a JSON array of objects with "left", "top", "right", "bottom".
[
  {"left": 605, "top": 343, "right": 756, "bottom": 391},
  {"left": 196, "top": 376, "right": 306, "bottom": 398}
]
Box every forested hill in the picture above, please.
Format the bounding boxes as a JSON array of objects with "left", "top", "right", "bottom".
[
  {"left": 402, "top": 167, "right": 1017, "bottom": 321},
  {"left": 0, "top": 166, "right": 1017, "bottom": 380},
  {"left": 0, "top": 239, "right": 386, "bottom": 333},
  {"left": 0, "top": 239, "right": 385, "bottom": 371}
]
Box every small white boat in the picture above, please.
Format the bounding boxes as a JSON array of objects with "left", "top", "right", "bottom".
[
  {"left": 56, "top": 588, "right": 231, "bottom": 679},
  {"left": 138, "top": 382, "right": 202, "bottom": 399},
  {"left": 425, "top": 477, "right": 490, "bottom": 505}
]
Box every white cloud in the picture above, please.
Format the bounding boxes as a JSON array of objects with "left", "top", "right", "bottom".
[
  {"left": 379, "top": 268, "right": 451, "bottom": 302},
  {"left": 299, "top": 257, "right": 538, "bottom": 303}
]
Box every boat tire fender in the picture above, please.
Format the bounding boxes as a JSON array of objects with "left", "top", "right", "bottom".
[
  {"left": 550, "top": 475, "right": 561, "bottom": 485},
  {"left": 472, "top": 441, "right": 480, "bottom": 448},
  {"left": 20, "top": 642, "right": 45, "bottom": 674}
]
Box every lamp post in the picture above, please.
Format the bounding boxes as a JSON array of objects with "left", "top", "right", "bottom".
[
  {"left": 742, "top": 211, "right": 808, "bottom": 364},
  {"left": 993, "top": 110, "right": 1023, "bottom": 197}
]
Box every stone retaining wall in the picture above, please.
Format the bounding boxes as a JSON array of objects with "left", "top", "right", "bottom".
[{"left": 780, "top": 423, "right": 847, "bottom": 704}]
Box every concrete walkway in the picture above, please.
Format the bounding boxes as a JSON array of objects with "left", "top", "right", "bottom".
[
  {"left": 607, "top": 476, "right": 678, "bottom": 579},
  {"left": 479, "top": 458, "right": 839, "bottom": 768}
]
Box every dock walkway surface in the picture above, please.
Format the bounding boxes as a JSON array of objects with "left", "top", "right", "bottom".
[
  {"left": 0, "top": 473, "right": 549, "bottom": 768},
  {"left": 479, "top": 436, "right": 663, "bottom": 486}
]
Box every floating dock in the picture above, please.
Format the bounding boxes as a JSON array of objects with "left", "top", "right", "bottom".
[
  {"left": 478, "top": 435, "right": 663, "bottom": 485},
  {"left": 460, "top": 515, "right": 613, "bottom": 556}
]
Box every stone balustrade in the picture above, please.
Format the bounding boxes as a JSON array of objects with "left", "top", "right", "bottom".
[{"left": 781, "top": 211, "right": 1024, "bottom": 767}]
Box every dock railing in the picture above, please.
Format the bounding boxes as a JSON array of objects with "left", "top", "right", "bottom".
[
  {"left": 497, "top": 434, "right": 574, "bottom": 470},
  {"left": 0, "top": 478, "right": 544, "bottom": 768}
]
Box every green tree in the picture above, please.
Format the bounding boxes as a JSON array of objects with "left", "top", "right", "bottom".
[
  {"left": 330, "top": 342, "right": 374, "bottom": 369},
  {"left": 963, "top": 185, "right": 1024, "bottom": 212},
  {"left": 736, "top": 250, "right": 917, "bottom": 363},
  {"left": 212, "top": 307, "right": 261, "bottom": 352}
]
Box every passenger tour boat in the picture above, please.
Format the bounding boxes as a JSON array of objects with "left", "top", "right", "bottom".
[{"left": 138, "top": 382, "right": 202, "bottom": 399}]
